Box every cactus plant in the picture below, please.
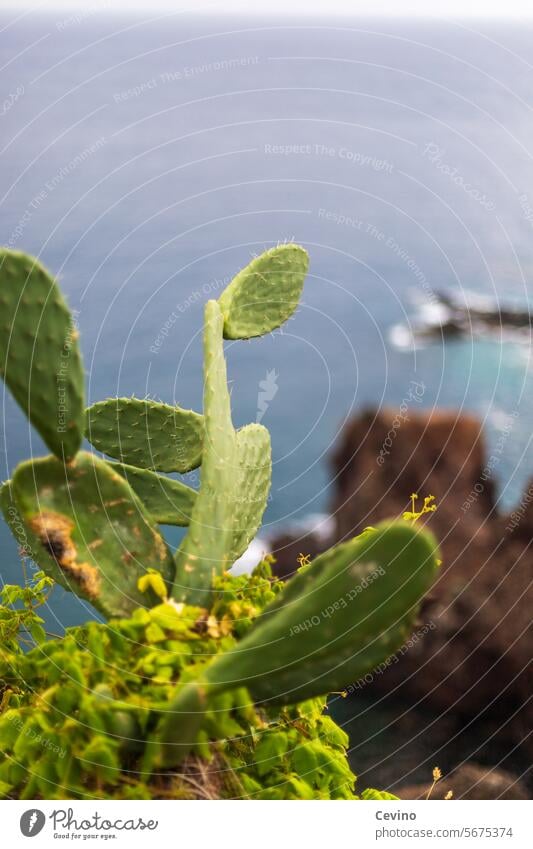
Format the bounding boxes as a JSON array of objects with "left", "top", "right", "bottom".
[
  {"left": 0, "top": 243, "right": 441, "bottom": 800},
  {"left": 0, "top": 249, "right": 85, "bottom": 460}
]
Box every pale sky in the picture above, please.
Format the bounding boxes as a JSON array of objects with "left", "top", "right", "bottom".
[{"left": 7, "top": 0, "right": 533, "bottom": 17}]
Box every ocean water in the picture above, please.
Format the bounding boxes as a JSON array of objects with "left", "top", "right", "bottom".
[{"left": 2, "top": 13, "right": 533, "bottom": 629}]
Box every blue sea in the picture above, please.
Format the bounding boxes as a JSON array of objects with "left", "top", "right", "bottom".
[{"left": 2, "top": 13, "right": 533, "bottom": 631}]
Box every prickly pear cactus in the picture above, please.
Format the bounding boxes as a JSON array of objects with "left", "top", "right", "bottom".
[
  {"left": 218, "top": 244, "right": 309, "bottom": 339},
  {"left": 109, "top": 462, "right": 196, "bottom": 526},
  {"left": 0, "top": 243, "right": 439, "bottom": 801},
  {"left": 85, "top": 398, "right": 204, "bottom": 473},
  {"left": 3, "top": 452, "right": 174, "bottom": 618},
  {"left": 0, "top": 250, "right": 85, "bottom": 460}
]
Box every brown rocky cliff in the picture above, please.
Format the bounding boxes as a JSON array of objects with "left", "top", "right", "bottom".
[{"left": 330, "top": 409, "right": 532, "bottom": 741}]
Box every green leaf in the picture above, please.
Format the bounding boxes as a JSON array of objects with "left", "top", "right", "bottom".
[
  {"left": 319, "top": 715, "right": 349, "bottom": 749},
  {"left": 82, "top": 738, "right": 120, "bottom": 785},
  {"left": 361, "top": 787, "right": 399, "bottom": 800},
  {"left": 28, "top": 621, "right": 46, "bottom": 645},
  {"left": 254, "top": 732, "right": 289, "bottom": 776},
  {"left": 287, "top": 775, "right": 315, "bottom": 799},
  {"left": 0, "top": 780, "right": 12, "bottom": 798}
]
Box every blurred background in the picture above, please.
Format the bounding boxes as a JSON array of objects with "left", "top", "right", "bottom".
[{"left": 1, "top": 1, "right": 532, "bottom": 797}]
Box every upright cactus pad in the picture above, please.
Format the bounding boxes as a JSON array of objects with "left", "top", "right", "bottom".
[
  {"left": 173, "top": 301, "right": 236, "bottom": 605},
  {"left": 157, "top": 522, "right": 439, "bottom": 763},
  {"left": 0, "top": 250, "right": 85, "bottom": 461},
  {"left": 229, "top": 423, "right": 271, "bottom": 563},
  {"left": 85, "top": 398, "right": 204, "bottom": 473},
  {"left": 109, "top": 462, "right": 196, "bottom": 526},
  {"left": 218, "top": 244, "right": 309, "bottom": 339},
  {"left": 6, "top": 452, "right": 174, "bottom": 618}
]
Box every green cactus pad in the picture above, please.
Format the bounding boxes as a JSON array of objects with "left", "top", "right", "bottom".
[
  {"left": 206, "top": 521, "right": 440, "bottom": 703},
  {"left": 8, "top": 452, "right": 174, "bottom": 618},
  {"left": 229, "top": 423, "right": 271, "bottom": 564},
  {"left": 218, "top": 244, "right": 309, "bottom": 339},
  {"left": 158, "top": 522, "right": 439, "bottom": 762},
  {"left": 109, "top": 462, "right": 196, "bottom": 526},
  {"left": 85, "top": 398, "right": 204, "bottom": 473},
  {"left": 0, "top": 250, "right": 85, "bottom": 461},
  {"left": 173, "top": 301, "right": 236, "bottom": 606}
]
